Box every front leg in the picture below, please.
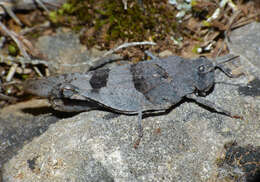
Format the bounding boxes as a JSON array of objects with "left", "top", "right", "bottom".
[
  {"left": 186, "top": 93, "right": 241, "bottom": 118},
  {"left": 215, "top": 55, "right": 240, "bottom": 78}
]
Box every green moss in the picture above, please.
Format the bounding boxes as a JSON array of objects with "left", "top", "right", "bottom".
[
  {"left": 49, "top": 11, "right": 59, "bottom": 23},
  {"left": 202, "top": 20, "right": 211, "bottom": 27},
  {"left": 191, "top": 0, "right": 197, "bottom": 7},
  {"left": 8, "top": 44, "right": 18, "bottom": 56},
  {"left": 50, "top": 0, "right": 181, "bottom": 48},
  {"left": 62, "top": 3, "right": 74, "bottom": 14},
  {"left": 22, "top": 74, "right": 29, "bottom": 79},
  {"left": 192, "top": 44, "right": 201, "bottom": 54}
]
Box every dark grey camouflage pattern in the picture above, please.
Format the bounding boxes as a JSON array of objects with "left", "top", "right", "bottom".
[{"left": 24, "top": 54, "right": 238, "bottom": 117}]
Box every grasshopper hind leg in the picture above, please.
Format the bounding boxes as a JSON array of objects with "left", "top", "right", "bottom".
[
  {"left": 186, "top": 93, "right": 242, "bottom": 119},
  {"left": 134, "top": 110, "right": 144, "bottom": 149},
  {"left": 137, "top": 110, "right": 144, "bottom": 138},
  {"left": 50, "top": 98, "right": 99, "bottom": 113}
]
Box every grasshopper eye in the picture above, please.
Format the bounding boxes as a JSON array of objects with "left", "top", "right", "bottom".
[
  {"left": 198, "top": 65, "right": 205, "bottom": 73},
  {"left": 61, "top": 84, "right": 79, "bottom": 97}
]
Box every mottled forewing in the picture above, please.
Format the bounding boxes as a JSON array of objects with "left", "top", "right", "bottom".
[
  {"left": 130, "top": 59, "right": 183, "bottom": 106},
  {"left": 68, "top": 65, "right": 155, "bottom": 113},
  {"left": 71, "top": 58, "right": 187, "bottom": 113}
]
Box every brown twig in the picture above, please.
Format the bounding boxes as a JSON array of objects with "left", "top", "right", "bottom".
[
  {"left": 0, "top": 21, "right": 30, "bottom": 59},
  {"left": 0, "top": 2, "right": 22, "bottom": 25},
  {"left": 0, "top": 55, "right": 50, "bottom": 67},
  {"left": 0, "top": 93, "right": 17, "bottom": 103},
  {"left": 216, "top": 10, "right": 242, "bottom": 57}
]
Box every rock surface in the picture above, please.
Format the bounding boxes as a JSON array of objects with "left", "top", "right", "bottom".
[
  {"left": 36, "top": 31, "right": 92, "bottom": 74},
  {"left": 0, "top": 100, "right": 60, "bottom": 168},
  {"left": 228, "top": 22, "right": 260, "bottom": 77},
  {"left": 36, "top": 31, "right": 121, "bottom": 74},
  {"left": 1, "top": 23, "right": 260, "bottom": 182}
]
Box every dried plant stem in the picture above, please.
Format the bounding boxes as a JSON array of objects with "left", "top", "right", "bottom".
[
  {"left": 62, "top": 41, "right": 156, "bottom": 68},
  {"left": 0, "top": 21, "right": 30, "bottom": 59}
]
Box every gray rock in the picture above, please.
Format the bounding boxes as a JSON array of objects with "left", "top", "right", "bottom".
[
  {"left": 36, "top": 32, "right": 92, "bottom": 74},
  {"left": 2, "top": 23, "right": 260, "bottom": 181},
  {"left": 2, "top": 69, "right": 260, "bottom": 181},
  {"left": 0, "top": 100, "right": 61, "bottom": 169},
  {"left": 227, "top": 22, "right": 260, "bottom": 77},
  {"left": 36, "top": 31, "right": 121, "bottom": 74}
]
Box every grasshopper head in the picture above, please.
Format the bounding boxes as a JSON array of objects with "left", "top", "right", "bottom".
[
  {"left": 192, "top": 57, "right": 215, "bottom": 96},
  {"left": 192, "top": 55, "right": 239, "bottom": 96}
]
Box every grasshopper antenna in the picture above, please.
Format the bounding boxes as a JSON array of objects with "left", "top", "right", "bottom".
[
  {"left": 214, "top": 81, "right": 247, "bottom": 87},
  {"left": 213, "top": 55, "right": 240, "bottom": 78},
  {"left": 215, "top": 55, "right": 240, "bottom": 66},
  {"left": 212, "top": 55, "right": 246, "bottom": 87}
]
